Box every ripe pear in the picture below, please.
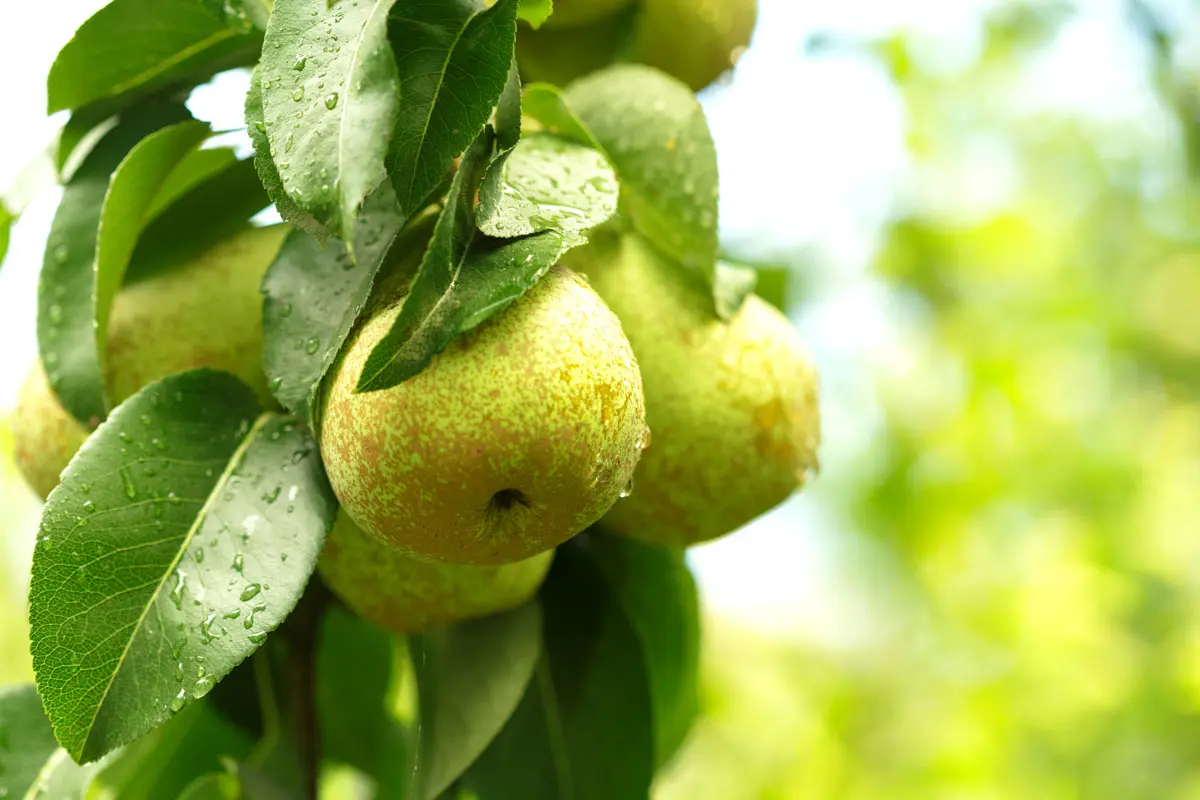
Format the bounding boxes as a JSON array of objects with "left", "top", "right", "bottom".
[
  {"left": 319, "top": 265, "right": 648, "bottom": 566},
  {"left": 635, "top": 0, "right": 757, "bottom": 91},
  {"left": 543, "top": 0, "right": 633, "bottom": 28},
  {"left": 564, "top": 232, "right": 820, "bottom": 547},
  {"left": 318, "top": 512, "right": 553, "bottom": 634},
  {"left": 12, "top": 224, "right": 287, "bottom": 498}
]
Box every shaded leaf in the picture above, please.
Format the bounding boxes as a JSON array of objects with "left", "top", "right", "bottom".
[
  {"left": 521, "top": 83, "right": 601, "bottom": 149},
  {"left": 589, "top": 535, "right": 701, "bottom": 765},
  {"left": 388, "top": 0, "right": 519, "bottom": 214},
  {"left": 477, "top": 133, "right": 617, "bottom": 242},
  {"left": 38, "top": 120, "right": 211, "bottom": 427},
  {"left": 58, "top": 103, "right": 122, "bottom": 178},
  {"left": 29, "top": 370, "right": 336, "bottom": 762},
  {"left": 142, "top": 147, "right": 238, "bottom": 222},
  {"left": 464, "top": 540, "right": 655, "bottom": 800},
  {"left": 495, "top": 59, "right": 523, "bottom": 152},
  {"left": 565, "top": 65, "right": 720, "bottom": 292},
  {"left": 261, "top": 0, "right": 401, "bottom": 249},
  {"left": 712, "top": 261, "right": 758, "bottom": 321},
  {"left": 261, "top": 184, "right": 414, "bottom": 426},
  {"left": 177, "top": 771, "right": 242, "bottom": 800},
  {"left": 245, "top": 68, "right": 328, "bottom": 238},
  {"left": 518, "top": 0, "right": 554, "bottom": 29},
  {"left": 0, "top": 684, "right": 85, "bottom": 798},
  {"left": 47, "top": 0, "right": 261, "bottom": 115},
  {"left": 412, "top": 603, "right": 542, "bottom": 800}
]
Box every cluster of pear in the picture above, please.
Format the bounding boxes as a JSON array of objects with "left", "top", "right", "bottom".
[{"left": 518, "top": 0, "right": 758, "bottom": 91}]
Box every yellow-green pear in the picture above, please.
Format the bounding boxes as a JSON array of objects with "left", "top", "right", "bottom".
[
  {"left": 635, "top": 0, "right": 757, "bottom": 91},
  {"left": 318, "top": 512, "right": 553, "bottom": 634},
  {"left": 517, "top": 13, "right": 628, "bottom": 86},
  {"left": 12, "top": 225, "right": 287, "bottom": 498},
  {"left": 542, "top": 0, "right": 633, "bottom": 28},
  {"left": 319, "top": 265, "right": 648, "bottom": 566},
  {"left": 564, "top": 232, "right": 820, "bottom": 547}
]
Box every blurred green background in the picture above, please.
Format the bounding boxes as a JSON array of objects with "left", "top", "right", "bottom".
[{"left": 5, "top": 0, "right": 1200, "bottom": 797}]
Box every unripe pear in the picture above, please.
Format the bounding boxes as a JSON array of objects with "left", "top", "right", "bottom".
[
  {"left": 517, "top": 14, "right": 628, "bottom": 87},
  {"left": 318, "top": 512, "right": 553, "bottom": 634},
  {"left": 564, "top": 232, "right": 820, "bottom": 547},
  {"left": 635, "top": 0, "right": 757, "bottom": 91},
  {"left": 12, "top": 225, "right": 287, "bottom": 498},
  {"left": 542, "top": 0, "right": 633, "bottom": 28},
  {"left": 319, "top": 265, "right": 648, "bottom": 565}
]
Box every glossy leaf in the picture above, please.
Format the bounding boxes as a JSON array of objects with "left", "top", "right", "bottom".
[
  {"left": 38, "top": 111, "right": 199, "bottom": 427},
  {"left": 261, "top": 184, "right": 413, "bottom": 425},
  {"left": 411, "top": 603, "right": 542, "bottom": 800},
  {"left": 521, "top": 83, "right": 601, "bottom": 149},
  {"left": 565, "top": 65, "right": 720, "bottom": 291},
  {"left": 246, "top": 68, "right": 328, "bottom": 239},
  {"left": 464, "top": 540, "right": 655, "bottom": 800},
  {"left": 477, "top": 133, "right": 618, "bottom": 242},
  {"left": 47, "top": 0, "right": 260, "bottom": 115},
  {"left": 589, "top": 535, "right": 701, "bottom": 765},
  {"left": 29, "top": 370, "right": 336, "bottom": 762},
  {"left": 58, "top": 104, "right": 122, "bottom": 178},
  {"left": 388, "top": 0, "right": 519, "bottom": 214},
  {"left": 261, "top": 0, "right": 401, "bottom": 248},
  {"left": 495, "top": 60, "right": 523, "bottom": 152}
]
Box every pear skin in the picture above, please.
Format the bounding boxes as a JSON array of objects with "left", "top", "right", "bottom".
[
  {"left": 319, "top": 513, "right": 553, "bottom": 634},
  {"left": 635, "top": 0, "right": 757, "bottom": 91},
  {"left": 566, "top": 232, "right": 820, "bottom": 546},
  {"left": 320, "top": 265, "right": 648, "bottom": 565}
]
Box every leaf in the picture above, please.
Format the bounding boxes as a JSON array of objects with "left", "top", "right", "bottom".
[
  {"left": 712, "top": 261, "right": 758, "bottom": 321},
  {"left": 0, "top": 202, "right": 11, "bottom": 269},
  {"left": 143, "top": 148, "right": 238, "bottom": 222},
  {"left": 38, "top": 120, "right": 211, "bottom": 427},
  {"left": 411, "top": 603, "right": 542, "bottom": 800},
  {"left": 59, "top": 104, "right": 122, "bottom": 179},
  {"left": 245, "top": 68, "right": 328, "bottom": 239},
  {"left": 47, "top": 0, "right": 261, "bottom": 115},
  {"left": 28, "top": 370, "right": 337, "bottom": 763},
  {"left": 261, "top": 184, "right": 412, "bottom": 425},
  {"left": 125, "top": 157, "right": 272, "bottom": 284},
  {"left": 494, "top": 59, "right": 523, "bottom": 152},
  {"left": 565, "top": 65, "right": 720, "bottom": 291},
  {"left": 358, "top": 131, "right": 576, "bottom": 391},
  {"left": 518, "top": 0, "right": 554, "bottom": 29},
  {"left": 0, "top": 684, "right": 84, "bottom": 799},
  {"left": 521, "top": 83, "right": 601, "bottom": 149},
  {"left": 388, "top": 0, "right": 519, "bottom": 215},
  {"left": 476, "top": 133, "right": 618, "bottom": 242},
  {"left": 588, "top": 535, "right": 701, "bottom": 766},
  {"left": 260, "top": 0, "right": 401, "bottom": 249},
  {"left": 201, "top": 0, "right": 273, "bottom": 31},
  {"left": 177, "top": 771, "right": 242, "bottom": 800},
  {"left": 464, "top": 540, "right": 655, "bottom": 800}
]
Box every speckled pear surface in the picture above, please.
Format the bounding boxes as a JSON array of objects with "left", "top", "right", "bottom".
[
  {"left": 565, "top": 232, "right": 820, "bottom": 547},
  {"left": 12, "top": 225, "right": 287, "bottom": 499},
  {"left": 635, "top": 0, "right": 757, "bottom": 91},
  {"left": 318, "top": 513, "right": 553, "bottom": 633},
  {"left": 542, "top": 0, "right": 633, "bottom": 28},
  {"left": 319, "top": 265, "right": 648, "bottom": 565}
]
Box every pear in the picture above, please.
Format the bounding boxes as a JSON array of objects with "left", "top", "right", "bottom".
[
  {"left": 635, "top": 0, "right": 757, "bottom": 91},
  {"left": 517, "top": 13, "right": 628, "bottom": 87},
  {"left": 564, "top": 232, "right": 820, "bottom": 547},
  {"left": 12, "top": 224, "right": 287, "bottom": 498},
  {"left": 319, "top": 265, "right": 648, "bottom": 566},
  {"left": 542, "top": 0, "right": 633, "bottom": 28},
  {"left": 318, "top": 512, "right": 553, "bottom": 634}
]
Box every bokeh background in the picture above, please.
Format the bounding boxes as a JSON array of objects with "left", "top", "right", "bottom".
[{"left": 4, "top": 0, "right": 1200, "bottom": 797}]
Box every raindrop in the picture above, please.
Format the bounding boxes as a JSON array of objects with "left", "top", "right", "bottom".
[
  {"left": 304, "top": 336, "right": 320, "bottom": 354},
  {"left": 171, "top": 637, "right": 187, "bottom": 660},
  {"left": 263, "top": 79, "right": 272, "bottom": 89},
  {"left": 54, "top": 244, "right": 70, "bottom": 263},
  {"left": 169, "top": 688, "right": 187, "bottom": 713},
  {"left": 293, "top": 56, "right": 307, "bottom": 71},
  {"left": 232, "top": 553, "right": 245, "bottom": 573},
  {"left": 241, "top": 583, "right": 262, "bottom": 602},
  {"left": 248, "top": 632, "right": 268, "bottom": 645},
  {"left": 254, "top": 121, "right": 266, "bottom": 133},
  {"left": 199, "top": 612, "right": 219, "bottom": 643},
  {"left": 619, "top": 477, "right": 635, "bottom": 499},
  {"left": 224, "top": 609, "right": 241, "bottom": 620},
  {"left": 192, "top": 675, "right": 214, "bottom": 698},
  {"left": 285, "top": 132, "right": 294, "bottom": 153},
  {"left": 120, "top": 466, "right": 137, "bottom": 499},
  {"left": 292, "top": 87, "right": 305, "bottom": 102},
  {"left": 82, "top": 499, "right": 96, "bottom": 513},
  {"left": 270, "top": 376, "right": 284, "bottom": 392},
  {"left": 169, "top": 569, "right": 186, "bottom": 610},
  {"left": 324, "top": 92, "right": 339, "bottom": 110},
  {"left": 194, "top": 547, "right": 205, "bottom": 564},
  {"left": 47, "top": 304, "right": 63, "bottom": 324},
  {"left": 279, "top": 303, "right": 293, "bottom": 317}
]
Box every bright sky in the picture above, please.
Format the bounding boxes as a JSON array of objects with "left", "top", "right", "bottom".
[{"left": 0, "top": 0, "right": 1183, "bottom": 638}]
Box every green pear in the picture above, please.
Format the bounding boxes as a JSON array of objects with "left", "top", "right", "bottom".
[
  {"left": 12, "top": 224, "right": 287, "bottom": 498},
  {"left": 542, "top": 0, "right": 633, "bottom": 28},
  {"left": 564, "top": 232, "right": 820, "bottom": 547},
  {"left": 635, "top": 0, "right": 757, "bottom": 91},
  {"left": 318, "top": 512, "right": 553, "bottom": 634},
  {"left": 517, "top": 13, "right": 628, "bottom": 87},
  {"left": 319, "top": 265, "right": 648, "bottom": 566}
]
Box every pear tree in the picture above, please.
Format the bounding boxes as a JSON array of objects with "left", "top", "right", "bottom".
[{"left": 0, "top": 1, "right": 820, "bottom": 798}]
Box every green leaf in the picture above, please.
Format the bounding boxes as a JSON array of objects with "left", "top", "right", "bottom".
[
  {"left": 245, "top": 68, "right": 328, "bottom": 239},
  {"left": 125, "top": 157, "right": 272, "bottom": 284},
  {"left": 565, "top": 65, "right": 720, "bottom": 293},
  {"left": 464, "top": 540, "right": 655, "bottom": 800},
  {"left": 588, "top": 535, "right": 701, "bottom": 766},
  {"left": 177, "top": 771, "right": 242, "bottom": 800},
  {"left": 411, "top": 603, "right": 542, "bottom": 800},
  {"left": 0, "top": 201, "right": 11, "bottom": 270},
  {"left": 38, "top": 120, "right": 211, "bottom": 427},
  {"left": 261, "top": 184, "right": 414, "bottom": 425},
  {"left": 47, "top": 0, "right": 261, "bottom": 115},
  {"left": 0, "top": 684, "right": 83, "bottom": 798},
  {"left": 712, "top": 261, "right": 758, "bottom": 321},
  {"left": 358, "top": 131, "right": 575, "bottom": 391},
  {"left": 495, "top": 59, "right": 523, "bottom": 152},
  {"left": 477, "top": 133, "right": 618, "bottom": 242},
  {"left": 388, "top": 0, "right": 519, "bottom": 214},
  {"left": 59, "top": 104, "right": 122, "bottom": 178},
  {"left": 28, "top": 370, "right": 337, "bottom": 763},
  {"left": 260, "top": 0, "right": 401, "bottom": 249},
  {"left": 201, "top": 0, "right": 273, "bottom": 31},
  {"left": 521, "top": 83, "right": 601, "bottom": 149},
  {"left": 143, "top": 147, "right": 238, "bottom": 222},
  {"left": 518, "top": 0, "right": 553, "bottom": 29}
]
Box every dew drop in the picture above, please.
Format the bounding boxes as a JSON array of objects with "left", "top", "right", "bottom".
[
  {"left": 293, "top": 56, "right": 307, "bottom": 71},
  {"left": 324, "top": 92, "right": 339, "bottom": 110},
  {"left": 224, "top": 609, "right": 241, "bottom": 620},
  {"left": 248, "top": 632, "right": 268, "bottom": 644},
  {"left": 232, "top": 553, "right": 245, "bottom": 573},
  {"left": 192, "top": 675, "right": 214, "bottom": 698},
  {"left": 292, "top": 87, "right": 305, "bottom": 101},
  {"left": 241, "top": 583, "right": 262, "bottom": 602},
  {"left": 169, "top": 569, "right": 187, "bottom": 610},
  {"left": 169, "top": 688, "right": 187, "bottom": 713},
  {"left": 304, "top": 336, "right": 320, "bottom": 354},
  {"left": 194, "top": 547, "right": 205, "bottom": 564}
]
